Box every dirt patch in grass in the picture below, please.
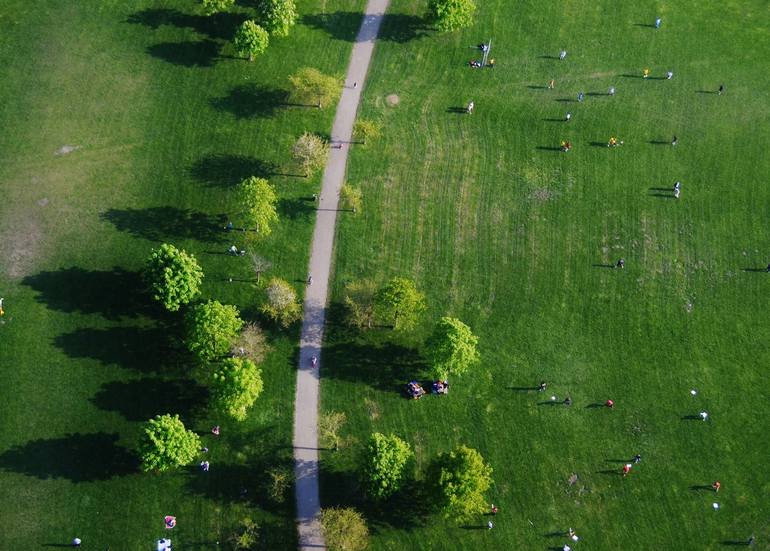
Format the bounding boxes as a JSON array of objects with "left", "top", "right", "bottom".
[
  {"left": 54, "top": 145, "right": 81, "bottom": 156},
  {"left": 386, "top": 94, "right": 400, "bottom": 106},
  {"left": 1, "top": 216, "right": 43, "bottom": 279}
]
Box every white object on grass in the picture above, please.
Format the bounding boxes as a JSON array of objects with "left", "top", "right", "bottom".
[
  {"left": 712, "top": 502, "right": 720, "bottom": 510},
  {"left": 551, "top": 395, "right": 557, "bottom": 401},
  {"left": 690, "top": 389, "right": 697, "bottom": 395}
]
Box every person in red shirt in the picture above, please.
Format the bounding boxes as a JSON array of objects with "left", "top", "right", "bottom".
[
  {"left": 712, "top": 481, "right": 721, "bottom": 492},
  {"left": 622, "top": 464, "right": 632, "bottom": 477},
  {"left": 606, "top": 399, "right": 615, "bottom": 408}
]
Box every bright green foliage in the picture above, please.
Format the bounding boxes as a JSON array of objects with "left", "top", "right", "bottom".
[
  {"left": 233, "top": 20, "right": 269, "bottom": 61},
  {"left": 361, "top": 432, "right": 413, "bottom": 499},
  {"left": 228, "top": 517, "right": 259, "bottom": 550},
  {"left": 319, "top": 411, "right": 347, "bottom": 451},
  {"left": 353, "top": 119, "right": 382, "bottom": 146},
  {"left": 375, "top": 277, "right": 426, "bottom": 331},
  {"left": 425, "top": 316, "right": 480, "bottom": 378},
  {"left": 261, "top": 277, "right": 301, "bottom": 327},
  {"left": 343, "top": 279, "right": 377, "bottom": 329},
  {"left": 320, "top": 507, "right": 369, "bottom": 551},
  {"left": 259, "top": 0, "right": 298, "bottom": 37},
  {"left": 185, "top": 300, "right": 244, "bottom": 362},
  {"left": 339, "top": 184, "right": 362, "bottom": 214},
  {"left": 211, "top": 357, "right": 264, "bottom": 421},
  {"left": 201, "top": 0, "right": 235, "bottom": 15},
  {"left": 292, "top": 132, "right": 329, "bottom": 177},
  {"left": 425, "top": 445, "right": 493, "bottom": 519},
  {"left": 237, "top": 176, "right": 278, "bottom": 236},
  {"left": 138, "top": 414, "right": 201, "bottom": 473},
  {"left": 288, "top": 67, "right": 342, "bottom": 108},
  {"left": 144, "top": 243, "right": 203, "bottom": 311},
  {"left": 427, "top": 0, "right": 477, "bottom": 32}
]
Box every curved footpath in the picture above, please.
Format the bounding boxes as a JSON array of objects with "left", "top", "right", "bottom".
[{"left": 292, "top": 1, "right": 391, "bottom": 548}]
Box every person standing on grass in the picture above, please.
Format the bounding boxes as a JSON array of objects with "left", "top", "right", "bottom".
[
  {"left": 72, "top": 538, "right": 82, "bottom": 547},
  {"left": 671, "top": 135, "right": 679, "bottom": 146},
  {"left": 666, "top": 71, "right": 674, "bottom": 79},
  {"left": 606, "top": 399, "right": 615, "bottom": 408},
  {"left": 623, "top": 464, "right": 632, "bottom": 477},
  {"left": 0, "top": 297, "right": 4, "bottom": 317},
  {"left": 616, "top": 258, "right": 625, "bottom": 269},
  {"left": 712, "top": 481, "right": 721, "bottom": 492},
  {"left": 634, "top": 454, "right": 642, "bottom": 464},
  {"left": 487, "top": 520, "right": 494, "bottom": 529},
  {"left": 563, "top": 395, "right": 573, "bottom": 406},
  {"left": 548, "top": 79, "right": 555, "bottom": 89},
  {"left": 643, "top": 68, "right": 650, "bottom": 78},
  {"left": 565, "top": 112, "right": 572, "bottom": 122},
  {"left": 467, "top": 101, "right": 475, "bottom": 114},
  {"left": 718, "top": 84, "right": 724, "bottom": 95},
  {"left": 538, "top": 381, "right": 547, "bottom": 392},
  {"left": 577, "top": 92, "right": 584, "bottom": 102},
  {"left": 674, "top": 188, "right": 681, "bottom": 199},
  {"left": 655, "top": 17, "right": 662, "bottom": 28},
  {"left": 559, "top": 50, "right": 567, "bottom": 60},
  {"left": 609, "top": 86, "right": 616, "bottom": 96}
]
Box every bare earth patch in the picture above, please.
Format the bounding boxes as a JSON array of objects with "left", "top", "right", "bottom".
[
  {"left": 1, "top": 217, "right": 43, "bottom": 279},
  {"left": 386, "top": 94, "right": 400, "bottom": 106},
  {"left": 54, "top": 145, "right": 81, "bottom": 156}
]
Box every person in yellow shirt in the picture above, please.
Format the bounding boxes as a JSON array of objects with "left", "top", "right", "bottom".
[{"left": 643, "top": 68, "right": 650, "bottom": 78}]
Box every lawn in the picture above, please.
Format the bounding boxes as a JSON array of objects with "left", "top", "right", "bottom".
[
  {"left": 0, "top": 0, "right": 363, "bottom": 548},
  {"left": 321, "top": 1, "right": 770, "bottom": 550}
]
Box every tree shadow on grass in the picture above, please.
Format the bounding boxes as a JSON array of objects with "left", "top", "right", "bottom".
[
  {"left": 210, "top": 84, "right": 293, "bottom": 119},
  {"left": 147, "top": 40, "right": 220, "bottom": 67},
  {"left": 22, "top": 267, "right": 149, "bottom": 320},
  {"left": 190, "top": 154, "right": 277, "bottom": 188},
  {"left": 91, "top": 377, "right": 208, "bottom": 421},
  {"left": 301, "top": 12, "right": 427, "bottom": 43},
  {"left": 278, "top": 198, "right": 316, "bottom": 220},
  {"left": 54, "top": 325, "right": 178, "bottom": 373},
  {"left": 127, "top": 8, "right": 247, "bottom": 41},
  {"left": 0, "top": 432, "right": 136, "bottom": 481},
  {"left": 101, "top": 207, "right": 228, "bottom": 243}
]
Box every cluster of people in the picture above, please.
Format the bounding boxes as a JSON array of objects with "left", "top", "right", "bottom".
[{"left": 406, "top": 380, "right": 449, "bottom": 399}]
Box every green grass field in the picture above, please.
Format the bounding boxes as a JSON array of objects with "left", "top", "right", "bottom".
[
  {"left": 321, "top": 1, "right": 770, "bottom": 549},
  {"left": 0, "top": 0, "right": 363, "bottom": 548}
]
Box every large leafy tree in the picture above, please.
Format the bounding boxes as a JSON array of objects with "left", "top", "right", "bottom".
[
  {"left": 258, "top": 0, "right": 298, "bottom": 37},
  {"left": 343, "top": 279, "right": 377, "bottom": 329},
  {"left": 138, "top": 414, "right": 201, "bottom": 472},
  {"left": 353, "top": 119, "right": 382, "bottom": 146},
  {"left": 144, "top": 243, "right": 203, "bottom": 311},
  {"left": 237, "top": 176, "right": 278, "bottom": 236},
  {"left": 361, "top": 433, "right": 413, "bottom": 499},
  {"left": 292, "top": 132, "right": 329, "bottom": 177},
  {"left": 425, "top": 316, "right": 480, "bottom": 378},
  {"left": 320, "top": 507, "right": 369, "bottom": 551},
  {"left": 427, "top": 0, "right": 477, "bottom": 32},
  {"left": 261, "top": 277, "right": 301, "bottom": 327},
  {"left": 375, "top": 277, "right": 426, "bottom": 331},
  {"left": 201, "top": 0, "right": 235, "bottom": 15},
  {"left": 233, "top": 20, "right": 269, "bottom": 61},
  {"left": 185, "top": 300, "right": 244, "bottom": 362},
  {"left": 288, "top": 67, "right": 341, "bottom": 108},
  {"left": 211, "top": 357, "right": 264, "bottom": 421},
  {"left": 425, "top": 445, "right": 493, "bottom": 519},
  {"left": 339, "top": 184, "right": 362, "bottom": 213}
]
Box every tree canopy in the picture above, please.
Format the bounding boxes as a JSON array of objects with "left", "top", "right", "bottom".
[
  {"left": 237, "top": 176, "right": 278, "bottom": 236},
  {"left": 427, "top": 0, "right": 477, "bottom": 32},
  {"left": 425, "top": 316, "right": 480, "bottom": 378},
  {"left": 361, "top": 432, "right": 413, "bottom": 499},
  {"left": 320, "top": 507, "right": 369, "bottom": 551},
  {"left": 353, "top": 119, "right": 382, "bottom": 146},
  {"left": 339, "top": 184, "right": 362, "bottom": 213},
  {"left": 201, "top": 0, "right": 235, "bottom": 15},
  {"left": 144, "top": 243, "right": 203, "bottom": 311},
  {"left": 425, "top": 445, "right": 493, "bottom": 519},
  {"left": 292, "top": 132, "right": 329, "bottom": 177},
  {"left": 261, "top": 277, "right": 302, "bottom": 327},
  {"left": 185, "top": 300, "right": 244, "bottom": 362},
  {"left": 288, "top": 67, "right": 341, "bottom": 108},
  {"left": 343, "top": 279, "right": 377, "bottom": 329},
  {"left": 233, "top": 20, "right": 270, "bottom": 61},
  {"left": 211, "top": 357, "right": 264, "bottom": 421},
  {"left": 258, "top": 0, "right": 298, "bottom": 37},
  {"left": 138, "top": 414, "right": 201, "bottom": 472},
  {"left": 375, "top": 277, "right": 426, "bottom": 331}
]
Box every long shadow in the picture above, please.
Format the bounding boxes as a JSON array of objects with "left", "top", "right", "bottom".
[
  {"left": 650, "top": 193, "right": 674, "bottom": 198},
  {"left": 543, "top": 118, "right": 567, "bottom": 122},
  {"left": 585, "top": 403, "right": 605, "bottom": 409},
  {"left": 447, "top": 106, "right": 468, "bottom": 114},
  {"left": 649, "top": 140, "right": 671, "bottom": 145},
  {"left": 620, "top": 74, "right": 644, "bottom": 79},
  {"left": 690, "top": 484, "right": 715, "bottom": 491},
  {"left": 634, "top": 23, "right": 657, "bottom": 28},
  {"left": 147, "top": 40, "right": 220, "bottom": 67},
  {"left": 589, "top": 141, "right": 609, "bottom": 147},
  {"left": 460, "top": 525, "right": 487, "bottom": 530},
  {"left": 743, "top": 268, "right": 768, "bottom": 273},
  {"left": 190, "top": 154, "right": 277, "bottom": 187},
  {"left": 681, "top": 415, "right": 703, "bottom": 420},
  {"left": 605, "top": 458, "right": 632, "bottom": 463},
  {"left": 538, "top": 401, "right": 561, "bottom": 406},
  {"left": 322, "top": 338, "right": 423, "bottom": 391},
  {"left": 22, "top": 267, "right": 148, "bottom": 320},
  {"left": 527, "top": 85, "right": 548, "bottom": 89},
  {"left": 508, "top": 386, "right": 539, "bottom": 391},
  {"left": 597, "top": 469, "right": 623, "bottom": 476},
  {"left": 697, "top": 90, "right": 719, "bottom": 95},
  {"left": 592, "top": 264, "right": 615, "bottom": 268},
  {"left": 555, "top": 98, "right": 576, "bottom": 102},
  {"left": 301, "top": 12, "right": 427, "bottom": 43},
  {"left": 536, "top": 146, "right": 562, "bottom": 152},
  {"left": 127, "top": 8, "right": 247, "bottom": 40},
  {"left": 539, "top": 55, "right": 560, "bottom": 59},
  {"left": 101, "top": 207, "right": 227, "bottom": 243},
  {"left": 210, "top": 84, "right": 292, "bottom": 119},
  {"left": 54, "top": 325, "right": 176, "bottom": 373},
  {"left": 721, "top": 541, "right": 752, "bottom": 546},
  {"left": 278, "top": 198, "right": 316, "bottom": 220},
  {"left": 91, "top": 378, "right": 208, "bottom": 421},
  {"left": 649, "top": 187, "right": 673, "bottom": 191},
  {"left": 586, "top": 92, "right": 608, "bottom": 96},
  {"left": 0, "top": 432, "right": 136, "bottom": 481}
]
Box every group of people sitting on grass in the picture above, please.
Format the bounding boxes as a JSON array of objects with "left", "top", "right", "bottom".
[{"left": 406, "top": 380, "right": 449, "bottom": 399}]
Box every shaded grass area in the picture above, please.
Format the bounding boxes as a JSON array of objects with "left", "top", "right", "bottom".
[
  {"left": 321, "top": 0, "right": 770, "bottom": 549},
  {"left": 0, "top": 0, "right": 364, "bottom": 548}
]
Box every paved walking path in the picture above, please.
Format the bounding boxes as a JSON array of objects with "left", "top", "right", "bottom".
[{"left": 292, "top": 1, "right": 390, "bottom": 548}]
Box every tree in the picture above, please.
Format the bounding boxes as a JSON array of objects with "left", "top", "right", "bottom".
[
  {"left": 261, "top": 277, "right": 302, "bottom": 327},
  {"left": 361, "top": 433, "right": 413, "bottom": 499},
  {"left": 425, "top": 445, "right": 493, "bottom": 519},
  {"left": 427, "top": 0, "right": 477, "bottom": 32},
  {"left": 288, "top": 67, "right": 341, "bottom": 108},
  {"left": 319, "top": 410, "right": 346, "bottom": 451},
  {"left": 339, "top": 184, "right": 362, "bottom": 214},
  {"left": 144, "top": 243, "right": 203, "bottom": 311},
  {"left": 249, "top": 252, "right": 272, "bottom": 284},
  {"left": 353, "top": 119, "right": 382, "bottom": 146},
  {"left": 230, "top": 321, "right": 269, "bottom": 362},
  {"left": 237, "top": 177, "right": 278, "bottom": 236},
  {"left": 228, "top": 517, "right": 259, "bottom": 550},
  {"left": 138, "top": 414, "right": 201, "bottom": 472},
  {"left": 292, "top": 132, "right": 329, "bottom": 177},
  {"left": 266, "top": 466, "right": 291, "bottom": 503},
  {"left": 375, "top": 277, "right": 426, "bottom": 331},
  {"left": 185, "top": 300, "right": 244, "bottom": 362},
  {"left": 425, "top": 316, "right": 480, "bottom": 378},
  {"left": 320, "top": 507, "right": 369, "bottom": 551},
  {"left": 201, "top": 0, "right": 234, "bottom": 15},
  {"left": 211, "top": 357, "right": 264, "bottom": 421},
  {"left": 343, "top": 279, "right": 377, "bottom": 329},
  {"left": 258, "top": 0, "right": 298, "bottom": 37},
  {"left": 233, "top": 20, "right": 269, "bottom": 61}
]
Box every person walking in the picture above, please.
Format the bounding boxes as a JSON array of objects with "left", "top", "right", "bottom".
[
  {"left": 565, "top": 112, "right": 572, "bottom": 122},
  {"left": 487, "top": 520, "right": 494, "bottom": 529},
  {"left": 643, "top": 68, "right": 650, "bottom": 79},
  {"left": 467, "top": 101, "right": 475, "bottom": 114},
  {"left": 491, "top": 504, "right": 499, "bottom": 515},
  {"left": 559, "top": 50, "right": 567, "bottom": 60},
  {"left": 666, "top": 71, "right": 674, "bottom": 80},
  {"left": 622, "top": 464, "right": 632, "bottom": 477},
  {"left": 718, "top": 84, "right": 724, "bottom": 95},
  {"left": 674, "top": 188, "right": 680, "bottom": 199},
  {"left": 548, "top": 79, "right": 555, "bottom": 89},
  {"left": 671, "top": 135, "right": 679, "bottom": 146},
  {"left": 538, "top": 381, "right": 547, "bottom": 392},
  {"left": 616, "top": 258, "right": 625, "bottom": 269},
  {"left": 200, "top": 460, "right": 210, "bottom": 472},
  {"left": 577, "top": 92, "right": 584, "bottom": 102},
  {"left": 563, "top": 395, "right": 573, "bottom": 406},
  {"left": 712, "top": 481, "right": 721, "bottom": 492},
  {"left": 606, "top": 399, "right": 615, "bottom": 408},
  {"left": 307, "top": 275, "right": 313, "bottom": 286},
  {"left": 608, "top": 86, "right": 616, "bottom": 96},
  {"left": 634, "top": 454, "right": 642, "bottom": 464},
  {"left": 0, "top": 297, "right": 4, "bottom": 317},
  {"left": 655, "top": 17, "right": 662, "bottom": 28}
]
